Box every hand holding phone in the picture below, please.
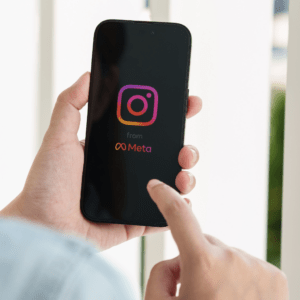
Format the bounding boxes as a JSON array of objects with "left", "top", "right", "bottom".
[{"left": 0, "top": 71, "right": 202, "bottom": 250}]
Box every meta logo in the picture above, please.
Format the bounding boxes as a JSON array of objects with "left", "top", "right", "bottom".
[
  {"left": 115, "top": 143, "right": 152, "bottom": 153},
  {"left": 116, "top": 84, "right": 158, "bottom": 126}
]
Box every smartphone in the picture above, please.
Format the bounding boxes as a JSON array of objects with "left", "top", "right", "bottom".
[{"left": 80, "top": 19, "right": 191, "bottom": 227}]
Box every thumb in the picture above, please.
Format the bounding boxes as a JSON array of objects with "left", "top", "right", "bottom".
[
  {"left": 145, "top": 256, "right": 180, "bottom": 300},
  {"left": 45, "top": 72, "right": 90, "bottom": 141}
]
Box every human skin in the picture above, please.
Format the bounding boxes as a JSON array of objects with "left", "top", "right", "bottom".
[
  {"left": 0, "top": 72, "right": 202, "bottom": 250},
  {"left": 0, "top": 72, "right": 289, "bottom": 298},
  {"left": 145, "top": 180, "right": 289, "bottom": 300}
]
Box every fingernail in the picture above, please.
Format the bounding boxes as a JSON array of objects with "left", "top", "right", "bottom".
[
  {"left": 184, "top": 198, "right": 192, "bottom": 208},
  {"left": 147, "top": 179, "right": 162, "bottom": 189},
  {"left": 189, "top": 147, "right": 197, "bottom": 163},
  {"left": 188, "top": 173, "right": 194, "bottom": 185}
]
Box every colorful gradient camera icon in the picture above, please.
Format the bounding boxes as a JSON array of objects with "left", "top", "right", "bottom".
[{"left": 116, "top": 84, "right": 158, "bottom": 126}]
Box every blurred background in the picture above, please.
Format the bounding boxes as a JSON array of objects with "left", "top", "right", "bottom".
[
  {"left": 268, "top": 0, "right": 289, "bottom": 268},
  {"left": 0, "top": 0, "right": 289, "bottom": 298}
]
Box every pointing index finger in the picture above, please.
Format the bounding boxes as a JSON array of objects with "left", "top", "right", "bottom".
[{"left": 147, "top": 179, "right": 208, "bottom": 261}]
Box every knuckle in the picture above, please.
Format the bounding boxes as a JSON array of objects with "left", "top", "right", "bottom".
[
  {"left": 67, "top": 87, "right": 81, "bottom": 103},
  {"left": 164, "top": 197, "right": 186, "bottom": 216},
  {"left": 223, "top": 247, "right": 237, "bottom": 262},
  {"left": 204, "top": 234, "right": 224, "bottom": 246},
  {"left": 57, "top": 87, "right": 81, "bottom": 105},
  {"left": 199, "top": 250, "right": 218, "bottom": 273},
  {"left": 220, "top": 247, "right": 249, "bottom": 270},
  {"left": 57, "top": 90, "right": 67, "bottom": 103}
]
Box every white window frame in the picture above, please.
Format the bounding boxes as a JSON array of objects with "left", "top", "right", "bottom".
[
  {"left": 281, "top": 0, "right": 300, "bottom": 298},
  {"left": 37, "top": 0, "right": 54, "bottom": 148}
]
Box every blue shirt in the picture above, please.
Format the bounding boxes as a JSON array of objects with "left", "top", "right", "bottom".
[{"left": 0, "top": 218, "right": 139, "bottom": 300}]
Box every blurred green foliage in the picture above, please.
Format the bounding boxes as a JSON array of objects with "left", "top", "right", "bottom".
[{"left": 267, "top": 88, "right": 285, "bottom": 268}]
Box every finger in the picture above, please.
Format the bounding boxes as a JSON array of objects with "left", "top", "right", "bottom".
[
  {"left": 175, "top": 171, "right": 196, "bottom": 195},
  {"left": 178, "top": 145, "right": 199, "bottom": 169},
  {"left": 143, "top": 199, "right": 191, "bottom": 236},
  {"left": 184, "top": 198, "right": 192, "bottom": 207},
  {"left": 186, "top": 96, "right": 202, "bottom": 119},
  {"left": 80, "top": 139, "right": 85, "bottom": 149},
  {"left": 145, "top": 256, "right": 181, "bottom": 299},
  {"left": 147, "top": 180, "right": 208, "bottom": 261},
  {"left": 204, "top": 234, "right": 227, "bottom": 247},
  {"left": 46, "top": 72, "right": 90, "bottom": 140}
]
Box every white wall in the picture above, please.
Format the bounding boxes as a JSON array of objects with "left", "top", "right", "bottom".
[
  {"left": 281, "top": 0, "right": 300, "bottom": 298},
  {"left": 0, "top": 0, "right": 38, "bottom": 209},
  {"left": 162, "top": 0, "right": 274, "bottom": 261}
]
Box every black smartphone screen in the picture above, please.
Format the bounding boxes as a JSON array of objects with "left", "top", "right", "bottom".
[{"left": 80, "top": 20, "right": 191, "bottom": 227}]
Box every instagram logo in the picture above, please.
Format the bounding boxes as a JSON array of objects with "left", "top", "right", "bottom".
[{"left": 116, "top": 85, "right": 158, "bottom": 126}]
